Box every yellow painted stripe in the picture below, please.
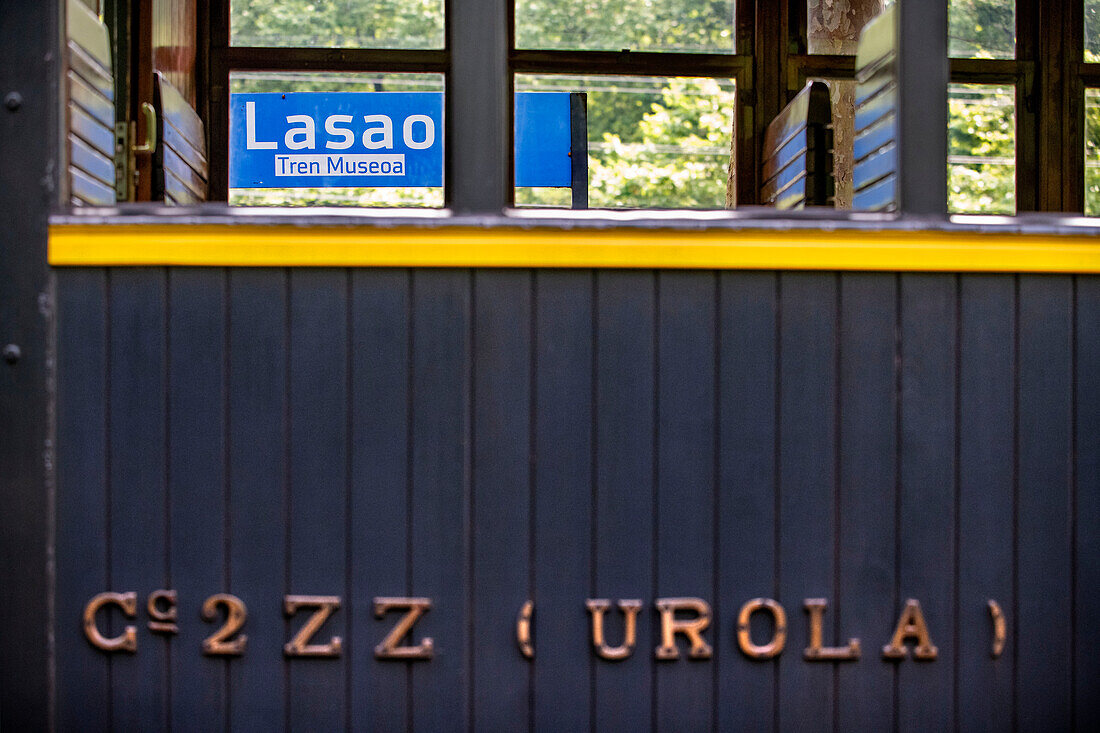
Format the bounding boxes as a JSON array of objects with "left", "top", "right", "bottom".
[{"left": 48, "top": 222, "right": 1100, "bottom": 272}]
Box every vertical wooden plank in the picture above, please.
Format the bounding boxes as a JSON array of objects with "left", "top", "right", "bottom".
[
  {"left": 472, "top": 271, "right": 531, "bottom": 730},
  {"left": 654, "top": 272, "right": 715, "bottom": 730},
  {"left": 594, "top": 271, "right": 655, "bottom": 732},
  {"left": 777, "top": 273, "right": 836, "bottom": 730},
  {"left": 168, "top": 269, "right": 227, "bottom": 729},
  {"left": 717, "top": 272, "right": 777, "bottom": 731},
  {"left": 55, "top": 270, "right": 111, "bottom": 731},
  {"left": 957, "top": 275, "right": 1014, "bottom": 729},
  {"left": 109, "top": 268, "right": 169, "bottom": 730},
  {"left": 1076, "top": 276, "right": 1100, "bottom": 730},
  {"left": 836, "top": 273, "right": 896, "bottom": 733},
  {"left": 410, "top": 270, "right": 471, "bottom": 733},
  {"left": 1017, "top": 275, "right": 1073, "bottom": 731},
  {"left": 350, "top": 270, "right": 410, "bottom": 731},
  {"left": 287, "top": 268, "right": 348, "bottom": 730},
  {"left": 228, "top": 270, "right": 287, "bottom": 731},
  {"left": 897, "top": 274, "right": 956, "bottom": 732},
  {"left": 532, "top": 271, "right": 593, "bottom": 732}
]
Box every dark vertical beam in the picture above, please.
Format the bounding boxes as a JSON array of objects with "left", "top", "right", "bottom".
[
  {"left": 446, "top": 0, "right": 510, "bottom": 213},
  {"left": 1076, "top": 276, "right": 1100, "bottom": 730},
  {"left": 654, "top": 272, "right": 715, "bottom": 730},
  {"left": 836, "top": 274, "right": 897, "bottom": 733},
  {"left": 349, "top": 270, "right": 410, "bottom": 730},
  {"left": 471, "top": 272, "right": 531, "bottom": 730},
  {"left": 206, "top": 0, "right": 229, "bottom": 200},
  {"left": 1062, "top": 0, "right": 1085, "bottom": 213},
  {"left": 750, "top": 0, "right": 783, "bottom": 205},
  {"left": 1016, "top": 276, "right": 1074, "bottom": 730},
  {"left": 896, "top": 0, "right": 948, "bottom": 215},
  {"left": 1014, "top": 0, "right": 1038, "bottom": 212},
  {"left": 716, "top": 272, "right": 777, "bottom": 730},
  {"left": 227, "top": 270, "right": 288, "bottom": 732},
  {"left": 896, "top": 275, "right": 956, "bottom": 731},
  {"left": 569, "top": 93, "right": 588, "bottom": 210},
  {"left": 532, "top": 272, "right": 593, "bottom": 732},
  {"left": 0, "top": 0, "right": 54, "bottom": 726}
]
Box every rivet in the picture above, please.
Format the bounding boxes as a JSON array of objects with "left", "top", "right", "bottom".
[
  {"left": 3, "top": 344, "right": 21, "bottom": 364},
  {"left": 4, "top": 92, "right": 23, "bottom": 111}
]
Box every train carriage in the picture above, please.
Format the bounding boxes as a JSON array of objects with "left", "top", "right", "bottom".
[{"left": 2, "top": 0, "right": 1100, "bottom": 730}]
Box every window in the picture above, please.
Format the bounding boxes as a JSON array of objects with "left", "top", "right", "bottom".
[{"left": 202, "top": 1, "right": 1098, "bottom": 215}]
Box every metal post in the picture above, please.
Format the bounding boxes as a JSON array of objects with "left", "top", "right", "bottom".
[
  {"left": 896, "top": 0, "right": 948, "bottom": 215},
  {"left": 569, "top": 92, "right": 588, "bottom": 210},
  {"left": 446, "top": 0, "right": 512, "bottom": 213},
  {"left": 0, "top": 0, "right": 56, "bottom": 726}
]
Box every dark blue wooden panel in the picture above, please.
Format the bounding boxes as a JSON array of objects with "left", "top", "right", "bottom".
[
  {"left": 410, "top": 270, "right": 471, "bottom": 733},
  {"left": 287, "top": 269, "right": 349, "bottom": 730},
  {"left": 897, "top": 274, "right": 956, "bottom": 732},
  {"left": 1076, "top": 276, "right": 1100, "bottom": 731},
  {"left": 55, "top": 269, "right": 111, "bottom": 732},
  {"left": 654, "top": 272, "right": 715, "bottom": 730},
  {"left": 594, "top": 271, "right": 655, "bottom": 732},
  {"left": 109, "top": 268, "right": 169, "bottom": 730},
  {"left": 777, "top": 273, "right": 837, "bottom": 730},
  {"left": 168, "top": 269, "right": 227, "bottom": 729},
  {"left": 472, "top": 271, "right": 532, "bottom": 730},
  {"left": 957, "top": 275, "right": 1014, "bottom": 729},
  {"left": 532, "top": 271, "right": 593, "bottom": 732},
  {"left": 836, "top": 274, "right": 896, "bottom": 732},
  {"left": 228, "top": 270, "right": 288, "bottom": 730},
  {"left": 350, "top": 269, "right": 411, "bottom": 731},
  {"left": 716, "top": 272, "right": 778, "bottom": 730},
  {"left": 1016, "top": 276, "right": 1073, "bottom": 732}
]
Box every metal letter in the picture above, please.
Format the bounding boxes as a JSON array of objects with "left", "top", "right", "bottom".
[
  {"left": 988, "top": 599, "right": 1006, "bottom": 659},
  {"left": 202, "top": 594, "right": 248, "bottom": 656},
  {"left": 882, "top": 599, "right": 938, "bottom": 660},
  {"left": 284, "top": 595, "right": 342, "bottom": 657},
  {"left": 802, "top": 598, "right": 860, "bottom": 661},
  {"left": 654, "top": 598, "right": 713, "bottom": 660},
  {"left": 586, "top": 599, "right": 642, "bottom": 661},
  {"left": 147, "top": 589, "right": 178, "bottom": 634},
  {"left": 83, "top": 591, "right": 138, "bottom": 653},
  {"left": 516, "top": 600, "right": 534, "bottom": 659},
  {"left": 736, "top": 598, "right": 787, "bottom": 659},
  {"left": 373, "top": 597, "right": 434, "bottom": 660}
]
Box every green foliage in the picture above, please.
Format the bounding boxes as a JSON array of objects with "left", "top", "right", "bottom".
[
  {"left": 948, "top": 85, "right": 1015, "bottom": 214},
  {"left": 514, "top": 0, "right": 734, "bottom": 53},
  {"left": 1086, "top": 90, "right": 1100, "bottom": 216},
  {"left": 587, "top": 78, "right": 734, "bottom": 209},
  {"left": 949, "top": 0, "right": 1014, "bottom": 59},
  {"left": 232, "top": 0, "right": 443, "bottom": 49}
]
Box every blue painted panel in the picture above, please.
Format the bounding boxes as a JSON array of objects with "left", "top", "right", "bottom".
[{"left": 514, "top": 93, "right": 571, "bottom": 187}]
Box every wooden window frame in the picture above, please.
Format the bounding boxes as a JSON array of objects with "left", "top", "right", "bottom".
[{"left": 203, "top": 1, "right": 1093, "bottom": 215}]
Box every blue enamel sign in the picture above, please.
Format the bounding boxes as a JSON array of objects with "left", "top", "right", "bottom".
[
  {"left": 230, "top": 92, "right": 443, "bottom": 188},
  {"left": 230, "top": 92, "right": 575, "bottom": 189}
]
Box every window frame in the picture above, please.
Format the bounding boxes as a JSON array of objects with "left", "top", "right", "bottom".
[{"left": 204, "top": 1, "right": 1096, "bottom": 215}]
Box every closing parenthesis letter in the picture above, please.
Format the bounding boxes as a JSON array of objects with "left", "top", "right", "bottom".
[
  {"left": 516, "top": 600, "right": 534, "bottom": 659},
  {"left": 83, "top": 591, "right": 138, "bottom": 653}
]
